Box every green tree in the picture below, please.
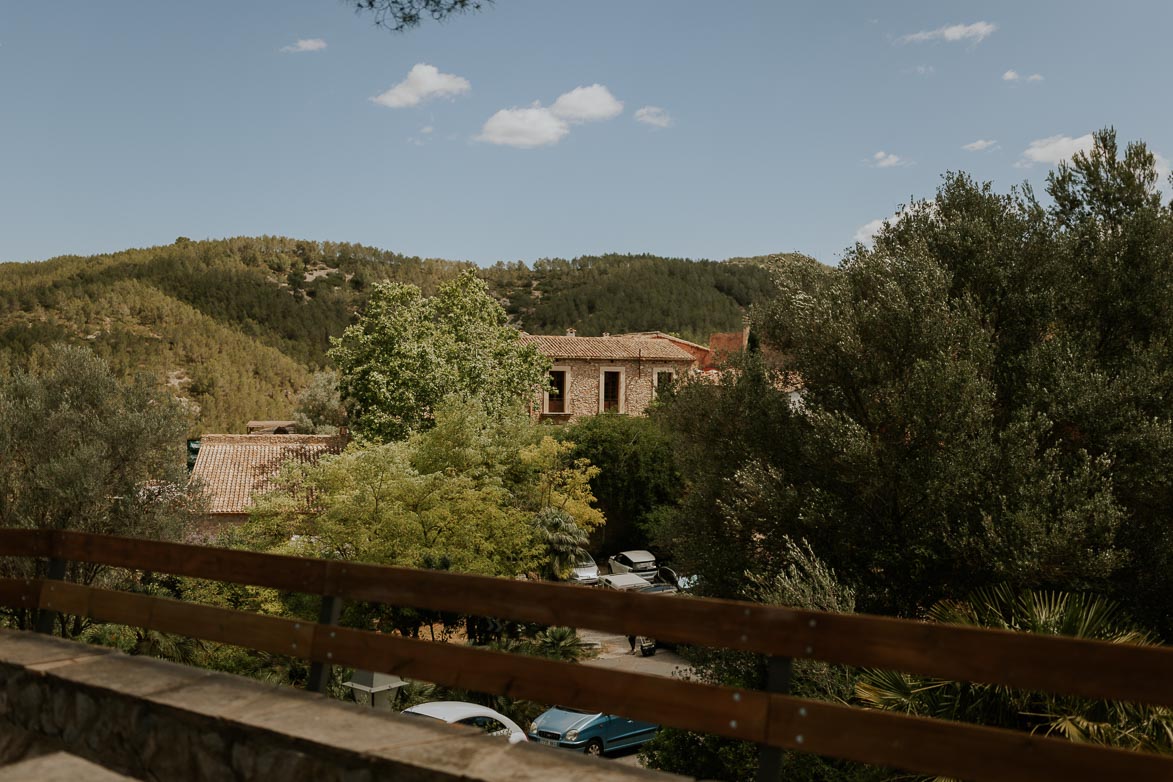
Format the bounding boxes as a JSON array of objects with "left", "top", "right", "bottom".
[
  {"left": 0, "top": 345, "right": 200, "bottom": 632},
  {"left": 560, "top": 413, "right": 680, "bottom": 555},
  {"left": 655, "top": 130, "right": 1173, "bottom": 631},
  {"left": 241, "top": 398, "right": 603, "bottom": 580},
  {"left": 330, "top": 271, "right": 549, "bottom": 442},
  {"left": 292, "top": 369, "right": 347, "bottom": 434}
]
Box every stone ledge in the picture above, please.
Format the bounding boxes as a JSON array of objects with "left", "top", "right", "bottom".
[
  {"left": 0, "top": 629, "right": 688, "bottom": 781},
  {"left": 0, "top": 751, "right": 136, "bottom": 781}
]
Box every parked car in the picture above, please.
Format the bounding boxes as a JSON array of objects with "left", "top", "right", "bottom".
[
  {"left": 598, "top": 572, "right": 653, "bottom": 591},
  {"left": 607, "top": 550, "right": 658, "bottom": 581},
  {"left": 402, "top": 701, "right": 527, "bottom": 743},
  {"left": 656, "top": 566, "right": 697, "bottom": 591},
  {"left": 568, "top": 553, "right": 600, "bottom": 585},
  {"left": 597, "top": 574, "right": 678, "bottom": 654},
  {"left": 528, "top": 706, "right": 658, "bottom": 755}
]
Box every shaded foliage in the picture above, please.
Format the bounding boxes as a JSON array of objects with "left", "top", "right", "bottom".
[
  {"left": 655, "top": 130, "right": 1173, "bottom": 638},
  {"left": 0, "top": 345, "right": 201, "bottom": 634},
  {"left": 559, "top": 413, "right": 680, "bottom": 556}
]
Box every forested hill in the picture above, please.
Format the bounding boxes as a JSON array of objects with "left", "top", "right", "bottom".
[
  {"left": 484, "top": 253, "right": 783, "bottom": 342},
  {"left": 0, "top": 237, "right": 803, "bottom": 434}
]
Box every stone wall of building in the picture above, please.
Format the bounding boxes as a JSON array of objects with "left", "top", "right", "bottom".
[{"left": 541, "top": 358, "right": 694, "bottom": 422}]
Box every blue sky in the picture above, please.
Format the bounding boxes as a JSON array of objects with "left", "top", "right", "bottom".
[{"left": 2, "top": 2, "right": 1170, "bottom": 267}]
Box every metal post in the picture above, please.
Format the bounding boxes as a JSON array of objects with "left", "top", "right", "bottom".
[
  {"left": 35, "top": 557, "right": 67, "bottom": 635},
  {"left": 307, "top": 594, "right": 342, "bottom": 693},
  {"left": 756, "top": 655, "right": 793, "bottom": 782}
]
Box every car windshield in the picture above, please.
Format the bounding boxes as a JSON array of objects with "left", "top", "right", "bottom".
[
  {"left": 555, "top": 706, "right": 593, "bottom": 714},
  {"left": 402, "top": 712, "right": 442, "bottom": 723},
  {"left": 575, "top": 554, "right": 595, "bottom": 567}
]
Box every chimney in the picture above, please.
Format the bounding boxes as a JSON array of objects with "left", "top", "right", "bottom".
[{"left": 566, "top": 328, "right": 577, "bottom": 337}]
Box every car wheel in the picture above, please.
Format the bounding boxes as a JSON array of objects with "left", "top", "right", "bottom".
[{"left": 584, "top": 738, "right": 604, "bottom": 756}]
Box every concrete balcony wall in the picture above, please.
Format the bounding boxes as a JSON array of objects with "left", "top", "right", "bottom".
[{"left": 0, "top": 629, "right": 688, "bottom": 782}]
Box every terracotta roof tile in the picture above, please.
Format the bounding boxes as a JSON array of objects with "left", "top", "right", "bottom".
[
  {"left": 189, "top": 434, "right": 345, "bottom": 515},
  {"left": 520, "top": 333, "right": 698, "bottom": 362}
]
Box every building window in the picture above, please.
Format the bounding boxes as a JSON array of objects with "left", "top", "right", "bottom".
[
  {"left": 653, "top": 369, "right": 676, "bottom": 396},
  {"left": 600, "top": 369, "right": 624, "bottom": 413},
  {"left": 547, "top": 370, "right": 567, "bottom": 414}
]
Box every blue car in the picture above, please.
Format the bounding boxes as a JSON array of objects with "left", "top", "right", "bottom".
[{"left": 528, "top": 706, "right": 658, "bottom": 756}]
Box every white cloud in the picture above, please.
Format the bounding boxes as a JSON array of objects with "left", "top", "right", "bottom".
[
  {"left": 477, "top": 83, "right": 623, "bottom": 148},
  {"left": 914, "top": 64, "right": 935, "bottom": 76},
  {"left": 963, "top": 139, "right": 998, "bottom": 152},
  {"left": 634, "top": 106, "right": 672, "bottom": 128},
  {"left": 854, "top": 218, "right": 887, "bottom": 245},
  {"left": 476, "top": 104, "right": 569, "bottom": 148},
  {"left": 550, "top": 84, "right": 623, "bottom": 123},
  {"left": 420, "top": 126, "right": 434, "bottom": 135},
  {"left": 280, "top": 38, "right": 327, "bottom": 53},
  {"left": 1004, "top": 70, "right": 1044, "bottom": 83},
  {"left": 870, "top": 151, "right": 907, "bottom": 168},
  {"left": 1016, "top": 134, "right": 1094, "bottom": 167},
  {"left": 371, "top": 63, "right": 470, "bottom": 109},
  {"left": 1154, "top": 153, "right": 1170, "bottom": 182},
  {"left": 899, "top": 21, "right": 996, "bottom": 44}
]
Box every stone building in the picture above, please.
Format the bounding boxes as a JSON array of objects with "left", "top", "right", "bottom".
[
  {"left": 520, "top": 331, "right": 698, "bottom": 422},
  {"left": 188, "top": 433, "right": 346, "bottom": 536}
]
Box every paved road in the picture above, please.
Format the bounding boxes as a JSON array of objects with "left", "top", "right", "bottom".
[
  {"left": 579, "top": 628, "right": 692, "bottom": 679},
  {"left": 576, "top": 628, "right": 693, "bottom": 768}
]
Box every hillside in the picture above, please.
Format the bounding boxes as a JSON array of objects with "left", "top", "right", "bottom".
[{"left": 0, "top": 237, "right": 798, "bottom": 435}]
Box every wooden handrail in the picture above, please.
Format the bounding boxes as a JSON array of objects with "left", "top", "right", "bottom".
[
  {"left": 6, "top": 576, "right": 1171, "bottom": 782},
  {"left": 2, "top": 528, "right": 1173, "bottom": 781},
  {"left": 3, "top": 528, "right": 1171, "bottom": 707}
]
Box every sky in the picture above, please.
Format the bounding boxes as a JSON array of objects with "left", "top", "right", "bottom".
[{"left": 2, "top": 1, "right": 1171, "bottom": 267}]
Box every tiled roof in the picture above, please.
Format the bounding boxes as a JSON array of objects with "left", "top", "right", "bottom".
[
  {"left": 520, "top": 333, "right": 698, "bottom": 362},
  {"left": 622, "top": 331, "right": 712, "bottom": 353},
  {"left": 190, "top": 434, "right": 345, "bottom": 515}
]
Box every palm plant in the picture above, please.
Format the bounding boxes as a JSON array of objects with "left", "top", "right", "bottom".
[
  {"left": 856, "top": 585, "right": 1173, "bottom": 758},
  {"left": 530, "top": 625, "right": 590, "bottom": 662},
  {"left": 533, "top": 507, "right": 590, "bottom": 579}
]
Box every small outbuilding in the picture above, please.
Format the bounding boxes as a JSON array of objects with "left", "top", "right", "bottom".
[{"left": 188, "top": 433, "right": 346, "bottom": 538}]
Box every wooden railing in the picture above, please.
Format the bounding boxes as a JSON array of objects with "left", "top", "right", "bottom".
[{"left": 1, "top": 528, "right": 1171, "bottom": 781}]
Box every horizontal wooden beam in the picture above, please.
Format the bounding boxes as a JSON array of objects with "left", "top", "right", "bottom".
[
  {"left": 6, "top": 529, "right": 1168, "bottom": 709},
  {"left": 0, "top": 528, "right": 51, "bottom": 558},
  {"left": 3, "top": 578, "right": 1170, "bottom": 782}
]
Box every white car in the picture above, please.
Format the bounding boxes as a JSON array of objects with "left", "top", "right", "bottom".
[
  {"left": 598, "top": 572, "right": 653, "bottom": 591},
  {"left": 568, "top": 553, "right": 600, "bottom": 585},
  {"left": 607, "top": 550, "right": 658, "bottom": 582},
  {"left": 402, "top": 701, "right": 528, "bottom": 743}
]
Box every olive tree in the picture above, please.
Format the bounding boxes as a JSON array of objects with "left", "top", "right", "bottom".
[{"left": 0, "top": 345, "right": 200, "bottom": 632}]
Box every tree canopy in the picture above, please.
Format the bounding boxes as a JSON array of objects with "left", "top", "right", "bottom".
[
  {"left": 0, "top": 345, "right": 200, "bottom": 632},
  {"left": 329, "top": 271, "right": 549, "bottom": 441},
  {"left": 351, "top": 0, "right": 489, "bottom": 32},
  {"left": 653, "top": 129, "right": 1173, "bottom": 638},
  {"left": 0, "top": 344, "right": 196, "bottom": 540},
  {"left": 241, "top": 397, "right": 603, "bottom": 584}
]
